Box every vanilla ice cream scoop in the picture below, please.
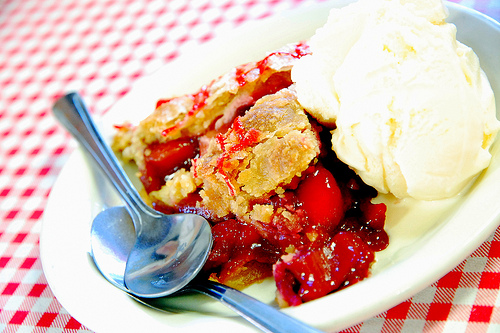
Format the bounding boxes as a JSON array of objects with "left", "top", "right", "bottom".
[{"left": 292, "top": 0, "right": 500, "bottom": 200}]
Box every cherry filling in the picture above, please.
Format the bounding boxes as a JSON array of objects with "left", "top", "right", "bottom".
[
  {"left": 137, "top": 49, "right": 389, "bottom": 304},
  {"left": 267, "top": 159, "right": 388, "bottom": 306},
  {"left": 296, "top": 166, "right": 344, "bottom": 230},
  {"left": 139, "top": 114, "right": 389, "bottom": 307},
  {"left": 141, "top": 138, "right": 199, "bottom": 193},
  {"left": 204, "top": 219, "right": 281, "bottom": 287},
  {"left": 274, "top": 231, "right": 374, "bottom": 306},
  {"left": 140, "top": 122, "right": 388, "bottom": 306}
]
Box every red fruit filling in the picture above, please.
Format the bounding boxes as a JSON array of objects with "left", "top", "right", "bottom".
[
  {"left": 126, "top": 44, "right": 389, "bottom": 306},
  {"left": 274, "top": 232, "right": 374, "bottom": 306},
  {"left": 140, "top": 120, "right": 388, "bottom": 307},
  {"left": 147, "top": 134, "right": 388, "bottom": 306},
  {"left": 296, "top": 166, "right": 344, "bottom": 230},
  {"left": 141, "top": 138, "right": 199, "bottom": 192},
  {"left": 205, "top": 219, "right": 281, "bottom": 287}
]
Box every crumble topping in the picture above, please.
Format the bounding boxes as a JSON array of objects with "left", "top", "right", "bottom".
[
  {"left": 194, "top": 87, "right": 320, "bottom": 219},
  {"left": 112, "top": 43, "right": 308, "bottom": 169}
]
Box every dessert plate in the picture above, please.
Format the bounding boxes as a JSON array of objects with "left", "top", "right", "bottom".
[{"left": 40, "top": 1, "right": 500, "bottom": 332}]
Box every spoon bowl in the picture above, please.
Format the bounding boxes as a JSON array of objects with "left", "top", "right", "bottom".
[
  {"left": 90, "top": 206, "right": 135, "bottom": 292},
  {"left": 124, "top": 209, "right": 211, "bottom": 297}
]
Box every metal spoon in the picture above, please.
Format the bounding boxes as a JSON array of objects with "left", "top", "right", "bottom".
[
  {"left": 91, "top": 205, "right": 323, "bottom": 333},
  {"left": 53, "top": 92, "right": 323, "bottom": 333},
  {"left": 52, "top": 92, "right": 212, "bottom": 298}
]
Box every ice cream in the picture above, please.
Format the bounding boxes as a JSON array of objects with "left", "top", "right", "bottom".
[{"left": 292, "top": 0, "right": 500, "bottom": 200}]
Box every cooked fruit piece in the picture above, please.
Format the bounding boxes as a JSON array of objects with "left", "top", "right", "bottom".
[
  {"left": 296, "top": 166, "right": 344, "bottom": 230},
  {"left": 273, "top": 232, "right": 374, "bottom": 306},
  {"left": 141, "top": 138, "right": 199, "bottom": 192}
]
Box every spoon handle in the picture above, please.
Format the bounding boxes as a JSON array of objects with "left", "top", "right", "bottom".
[
  {"left": 190, "top": 281, "right": 324, "bottom": 333},
  {"left": 52, "top": 92, "right": 152, "bottom": 220}
]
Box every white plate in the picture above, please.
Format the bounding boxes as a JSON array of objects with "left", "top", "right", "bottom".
[{"left": 41, "top": 1, "right": 500, "bottom": 332}]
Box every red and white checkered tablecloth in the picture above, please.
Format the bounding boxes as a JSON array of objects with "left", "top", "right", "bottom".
[{"left": 1, "top": 0, "right": 499, "bottom": 332}]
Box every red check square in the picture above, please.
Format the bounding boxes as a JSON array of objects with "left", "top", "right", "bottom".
[
  {"left": 479, "top": 272, "right": 500, "bottom": 289},
  {"left": 386, "top": 301, "right": 412, "bottom": 320},
  {"left": 437, "top": 271, "right": 462, "bottom": 288},
  {"left": 37, "top": 313, "right": 58, "bottom": 327},
  {"left": 469, "top": 305, "right": 493, "bottom": 323},
  {"left": 426, "top": 303, "right": 452, "bottom": 321},
  {"left": 9, "top": 311, "right": 28, "bottom": 325}
]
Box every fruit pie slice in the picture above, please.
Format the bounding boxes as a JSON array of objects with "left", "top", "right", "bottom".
[{"left": 112, "top": 42, "right": 388, "bottom": 307}]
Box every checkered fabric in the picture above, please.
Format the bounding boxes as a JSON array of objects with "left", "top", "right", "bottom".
[
  {"left": 343, "top": 229, "right": 500, "bottom": 332},
  {"left": 1, "top": 0, "right": 499, "bottom": 332}
]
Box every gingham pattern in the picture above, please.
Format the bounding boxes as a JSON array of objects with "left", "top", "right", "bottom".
[{"left": 1, "top": 0, "right": 499, "bottom": 332}]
